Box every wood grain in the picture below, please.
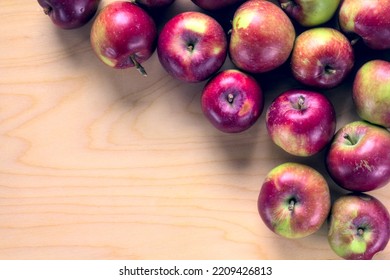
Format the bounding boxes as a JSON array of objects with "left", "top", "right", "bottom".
[{"left": 0, "top": 0, "right": 389, "bottom": 260}]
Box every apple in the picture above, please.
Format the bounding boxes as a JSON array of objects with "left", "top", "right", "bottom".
[
  {"left": 353, "top": 60, "right": 390, "bottom": 129},
  {"left": 291, "top": 27, "right": 354, "bottom": 88},
  {"left": 339, "top": 0, "right": 390, "bottom": 50},
  {"left": 135, "top": 0, "right": 175, "bottom": 9},
  {"left": 201, "top": 69, "right": 263, "bottom": 133},
  {"left": 278, "top": 0, "right": 341, "bottom": 27},
  {"left": 191, "top": 0, "right": 245, "bottom": 10},
  {"left": 157, "top": 12, "right": 227, "bottom": 83},
  {"left": 328, "top": 193, "right": 390, "bottom": 260},
  {"left": 266, "top": 89, "right": 336, "bottom": 157},
  {"left": 258, "top": 162, "right": 331, "bottom": 239},
  {"left": 229, "top": 0, "right": 295, "bottom": 73},
  {"left": 37, "top": 0, "right": 100, "bottom": 29},
  {"left": 326, "top": 121, "right": 390, "bottom": 192},
  {"left": 90, "top": 1, "right": 157, "bottom": 76}
]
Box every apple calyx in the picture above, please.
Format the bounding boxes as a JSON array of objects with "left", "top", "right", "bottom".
[
  {"left": 227, "top": 93, "right": 235, "bottom": 104},
  {"left": 325, "top": 65, "right": 337, "bottom": 75},
  {"left": 280, "top": 1, "right": 295, "bottom": 10},
  {"left": 357, "top": 227, "right": 365, "bottom": 236},
  {"left": 130, "top": 55, "right": 147, "bottom": 77},
  {"left": 288, "top": 198, "right": 296, "bottom": 212}
]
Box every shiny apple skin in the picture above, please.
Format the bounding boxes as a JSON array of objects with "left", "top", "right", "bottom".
[
  {"left": 291, "top": 27, "right": 354, "bottom": 89},
  {"left": 328, "top": 193, "right": 390, "bottom": 260},
  {"left": 258, "top": 162, "right": 331, "bottom": 239},
  {"left": 229, "top": 0, "right": 295, "bottom": 73},
  {"left": 157, "top": 12, "right": 227, "bottom": 83},
  {"left": 37, "top": 0, "right": 101, "bottom": 29},
  {"left": 326, "top": 121, "right": 390, "bottom": 192},
  {"left": 266, "top": 89, "right": 336, "bottom": 156},
  {"left": 201, "top": 69, "right": 263, "bottom": 133},
  {"left": 339, "top": 0, "right": 390, "bottom": 50},
  {"left": 90, "top": 1, "right": 157, "bottom": 70},
  {"left": 353, "top": 60, "right": 390, "bottom": 129}
]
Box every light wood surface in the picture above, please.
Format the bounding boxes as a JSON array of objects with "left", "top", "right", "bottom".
[{"left": 0, "top": 0, "right": 389, "bottom": 260}]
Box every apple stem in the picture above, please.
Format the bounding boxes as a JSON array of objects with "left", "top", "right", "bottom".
[
  {"left": 227, "top": 93, "right": 234, "bottom": 104},
  {"left": 43, "top": 6, "right": 52, "bottom": 15},
  {"left": 351, "top": 37, "right": 360, "bottom": 46},
  {"left": 280, "top": 2, "right": 293, "bottom": 10},
  {"left": 297, "top": 95, "right": 305, "bottom": 110},
  {"left": 130, "top": 55, "right": 147, "bottom": 77},
  {"left": 343, "top": 133, "right": 356, "bottom": 145},
  {"left": 288, "top": 199, "right": 295, "bottom": 212}
]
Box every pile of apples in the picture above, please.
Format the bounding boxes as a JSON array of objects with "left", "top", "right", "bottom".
[{"left": 37, "top": 0, "right": 390, "bottom": 260}]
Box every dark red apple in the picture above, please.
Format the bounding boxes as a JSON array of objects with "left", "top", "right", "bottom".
[
  {"left": 229, "top": 0, "right": 295, "bottom": 73},
  {"left": 157, "top": 11, "right": 227, "bottom": 83},
  {"left": 328, "top": 193, "right": 390, "bottom": 260},
  {"left": 191, "top": 0, "right": 244, "bottom": 10},
  {"left": 266, "top": 89, "right": 336, "bottom": 156},
  {"left": 37, "top": 0, "right": 101, "bottom": 29},
  {"left": 326, "top": 121, "right": 390, "bottom": 192},
  {"left": 258, "top": 162, "right": 331, "bottom": 239},
  {"left": 339, "top": 0, "right": 390, "bottom": 50},
  {"left": 136, "top": 0, "right": 175, "bottom": 8},
  {"left": 291, "top": 27, "right": 354, "bottom": 88},
  {"left": 201, "top": 69, "right": 263, "bottom": 133},
  {"left": 90, "top": 1, "right": 157, "bottom": 76}
]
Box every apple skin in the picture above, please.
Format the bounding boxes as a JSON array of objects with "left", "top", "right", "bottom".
[
  {"left": 90, "top": 1, "right": 157, "bottom": 76},
  {"left": 201, "top": 69, "right": 264, "bottom": 133},
  {"left": 258, "top": 162, "right": 331, "bottom": 239},
  {"left": 266, "top": 89, "right": 336, "bottom": 157},
  {"left": 278, "top": 0, "right": 341, "bottom": 27},
  {"left": 37, "top": 0, "right": 100, "bottom": 29},
  {"left": 136, "top": 0, "right": 175, "bottom": 8},
  {"left": 191, "top": 0, "right": 244, "bottom": 10},
  {"left": 229, "top": 0, "right": 295, "bottom": 73},
  {"left": 328, "top": 193, "right": 390, "bottom": 260},
  {"left": 291, "top": 27, "right": 354, "bottom": 88},
  {"left": 326, "top": 121, "right": 390, "bottom": 192},
  {"left": 353, "top": 60, "right": 390, "bottom": 129},
  {"left": 339, "top": 0, "right": 390, "bottom": 50},
  {"left": 157, "top": 12, "right": 227, "bottom": 83}
]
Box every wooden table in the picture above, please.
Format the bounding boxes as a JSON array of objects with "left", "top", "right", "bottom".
[{"left": 0, "top": 0, "right": 389, "bottom": 260}]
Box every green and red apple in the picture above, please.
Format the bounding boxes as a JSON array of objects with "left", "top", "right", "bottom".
[
  {"left": 266, "top": 89, "right": 336, "bottom": 157},
  {"left": 326, "top": 121, "right": 390, "bottom": 192},
  {"left": 291, "top": 27, "right": 354, "bottom": 88},
  {"left": 258, "top": 162, "right": 331, "bottom": 239},
  {"left": 229, "top": 0, "right": 295, "bottom": 73},
  {"left": 90, "top": 1, "right": 157, "bottom": 76},
  {"left": 353, "top": 60, "right": 390, "bottom": 129},
  {"left": 328, "top": 193, "right": 390, "bottom": 260},
  {"left": 278, "top": 0, "right": 341, "bottom": 27},
  {"left": 339, "top": 0, "right": 390, "bottom": 50},
  {"left": 157, "top": 11, "right": 227, "bottom": 83}
]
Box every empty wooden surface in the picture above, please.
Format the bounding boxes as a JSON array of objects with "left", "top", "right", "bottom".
[{"left": 0, "top": 0, "right": 389, "bottom": 260}]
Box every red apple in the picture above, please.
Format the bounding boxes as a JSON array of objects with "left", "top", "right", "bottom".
[
  {"left": 258, "top": 162, "right": 331, "bottom": 239},
  {"left": 266, "top": 89, "right": 336, "bottom": 156},
  {"left": 353, "top": 60, "right": 390, "bottom": 129},
  {"left": 291, "top": 27, "right": 354, "bottom": 88},
  {"left": 339, "top": 0, "right": 390, "bottom": 50},
  {"left": 278, "top": 0, "right": 341, "bottom": 27},
  {"left": 191, "top": 0, "right": 244, "bottom": 10},
  {"left": 229, "top": 0, "right": 295, "bottom": 73},
  {"left": 201, "top": 69, "right": 264, "bottom": 133},
  {"left": 90, "top": 1, "right": 157, "bottom": 76},
  {"left": 157, "top": 12, "right": 227, "bottom": 83},
  {"left": 37, "top": 0, "right": 100, "bottom": 29},
  {"left": 326, "top": 121, "right": 390, "bottom": 192},
  {"left": 328, "top": 193, "right": 390, "bottom": 260}
]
